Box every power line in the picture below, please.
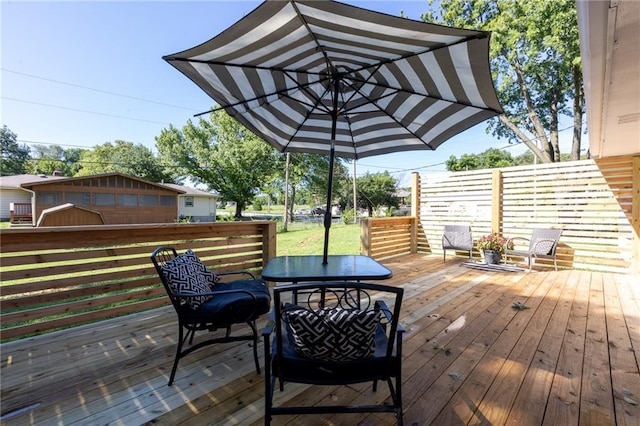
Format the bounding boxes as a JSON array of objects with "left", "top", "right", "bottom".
[
  {"left": 3, "top": 97, "right": 170, "bottom": 126},
  {"left": 2, "top": 68, "right": 199, "bottom": 112}
]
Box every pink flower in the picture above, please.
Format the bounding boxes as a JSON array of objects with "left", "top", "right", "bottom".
[{"left": 477, "top": 232, "right": 513, "bottom": 252}]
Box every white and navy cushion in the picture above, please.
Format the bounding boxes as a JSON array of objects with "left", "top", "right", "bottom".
[
  {"left": 161, "top": 249, "right": 216, "bottom": 309},
  {"left": 284, "top": 306, "right": 380, "bottom": 362}
]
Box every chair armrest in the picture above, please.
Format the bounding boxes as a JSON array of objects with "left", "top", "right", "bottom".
[
  {"left": 174, "top": 288, "right": 257, "bottom": 299},
  {"left": 505, "top": 236, "right": 530, "bottom": 251},
  {"left": 376, "top": 300, "right": 393, "bottom": 321},
  {"left": 216, "top": 270, "right": 257, "bottom": 280},
  {"left": 262, "top": 310, "right": 277, "bottom": 337}
]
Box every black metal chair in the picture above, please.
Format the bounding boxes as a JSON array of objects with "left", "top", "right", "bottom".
[
  {"left": 442, "top": 224, "right": 473, "bottom": 261},
  {"left": 151, "top": 246, "right": 271, "bottom": 385},
  {"left": 503, "top": 228, "right": 563, "bottom": 271},
  {"left": 263, "top": 281, "right": 405, "bottom": 425}
]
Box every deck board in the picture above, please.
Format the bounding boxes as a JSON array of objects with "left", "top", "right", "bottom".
[{"left": 1, "top": 254, "right": 638, "bottom": 425}]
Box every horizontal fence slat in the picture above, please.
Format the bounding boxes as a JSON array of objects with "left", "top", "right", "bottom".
[
  {"left": 0, "top": 222, "right": 277, "bottom": 341},
  {"left": 416, "top": 156, "right": 638, "bottom": 274}
]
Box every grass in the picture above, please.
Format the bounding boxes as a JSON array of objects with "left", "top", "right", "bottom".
[{"left": 276, "top": 221, "right": 360, "bottom": 256}]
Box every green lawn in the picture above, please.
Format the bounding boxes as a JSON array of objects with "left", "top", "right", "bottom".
[
  {"left": 0, "top": 217, "right": 360, "bottom": 255},
  {"left": 276, "top": 221, "right": 360, "bottom": 256}
]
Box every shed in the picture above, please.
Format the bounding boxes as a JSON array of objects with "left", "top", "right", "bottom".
[{"left": 36, "top": 203, "right": 105, "bottom": 227}]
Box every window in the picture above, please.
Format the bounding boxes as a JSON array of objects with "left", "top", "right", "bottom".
[
  {"left": 93, "top": 193, "right": 115, "bottom": 206},
  {"left": 65, "top": 192, "right": 91, "bottom": 205},
  {"left": 185, "top": 196, "right": 194, "bottom": 207},
  {"left": 160, "top": 196, "right": 176, "bottom": 206},
  {"left": 117, "top": 194, "right": 138, "bottom": 206},
  {"left": 139, "top": 194, "right": 158, "bottom": 206},
  {"left": 37, "top": 191, "right": 62, "bottom": 205}
]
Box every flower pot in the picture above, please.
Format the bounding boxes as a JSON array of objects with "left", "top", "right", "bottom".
[{"left": 483, "top": 250, "right": 502, "bottom": 265}]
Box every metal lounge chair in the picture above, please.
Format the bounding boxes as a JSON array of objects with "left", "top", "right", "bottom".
[
  {"left": 263, "top": 281, "right": 405, "bottom": 425},
  {"left": 442, "top": 224, "right": 473, "bottom": 261},
  {"left": 151, "top": 246, "right": 271, "bottom": 385},
  {"left": 503, "top": 228, "right": 563, "bottom": 271}
]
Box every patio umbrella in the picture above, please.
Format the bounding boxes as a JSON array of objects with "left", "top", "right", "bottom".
[{"left": 164, "top": 0, "right": 503, "bottom": 264}]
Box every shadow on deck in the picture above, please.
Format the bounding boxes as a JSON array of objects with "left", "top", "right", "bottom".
[{"left": 1, "top": 254, "right": 639, "bottom": 425}]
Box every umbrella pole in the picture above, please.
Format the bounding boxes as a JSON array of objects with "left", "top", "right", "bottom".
[
  {"left": 322, "top": 143, "right": 335, "bottom": 264},
  {"left": 323, "top": 69, "right": 340, "bottom": 265}
]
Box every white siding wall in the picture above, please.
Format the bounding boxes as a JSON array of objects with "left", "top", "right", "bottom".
[
  {"left": 0, "top": 189, "right": 32, "bottom": 221},
  {"left": 178, "top": 195, "right": 217, "bottom": 222}
]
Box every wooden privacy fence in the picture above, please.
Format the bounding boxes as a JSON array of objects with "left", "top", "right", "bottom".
[
  {"left": 0, "top": 221, "right": 276, "bottom": 341},
  {"left": 360, "top": 216, "right": 419, "bottom": 259},
  {"left": 415, "top": 156, "right": 639, "bottom": 274}
]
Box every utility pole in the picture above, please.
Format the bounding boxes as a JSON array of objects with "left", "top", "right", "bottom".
[{"left": 352, "top": 160, "right": 357, "bottom": 224}]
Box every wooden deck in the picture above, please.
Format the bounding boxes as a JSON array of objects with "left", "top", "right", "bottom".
[{"left": 1, "top": 254, "right": 638, "bottom": 425}]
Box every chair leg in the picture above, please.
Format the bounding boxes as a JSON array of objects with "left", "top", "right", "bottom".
[
  {"left": 248, "top": 321, "right": 260, "bottom": 374},
  {"left": 263, "top": 334, "right": 272, "bottom": 425},
  {"left": 169, "top": 326, "right": 185, "bottom": 386}
]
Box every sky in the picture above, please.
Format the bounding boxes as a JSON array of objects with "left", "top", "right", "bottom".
[{"left": 1, "top": 0, "right": 568, "bottom": 187}]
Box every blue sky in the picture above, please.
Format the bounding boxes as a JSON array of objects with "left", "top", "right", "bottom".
[{"left": 2, "top": 0, "right": 547, "bottom": 186}]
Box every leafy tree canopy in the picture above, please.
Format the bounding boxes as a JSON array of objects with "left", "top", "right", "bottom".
[
  {"left": 1, "top": 126, "right": 30, "bottom": 176},
  {"left": 26, "top": 145, "right": 86, "bottom": 177},
  {"left": 75, "top": 140, "right": 174, "bottom": 183},
  {"left": 155, "top": 110, "right": 280, "bottom": 218},
  {"left": 423, "top": 0, "right": 583, "bottom": 163},
  {"left": 446, "top": 148, "right": 515, "bottom": 171},
  {"left": 356, "top": 171, "right": 399, "bottom": 216}
]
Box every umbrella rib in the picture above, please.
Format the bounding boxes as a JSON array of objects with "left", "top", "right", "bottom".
[
  {"left": 166, "top": 56, "right": 322, "bottom": 76},
  {"left": 345, "top": 75, "right": 503, "bottom": 114},
  {"left": 289, "top": 0, "right": 335, "bottom": 72},
  {"left": 193, "top": 71, "right": 332, "bottom": 118},
  {"left": 341, "top": 79, "right": 436, "bottom": 151},
  {"left": 346, "top": 32, "right": 489, "bottom": 78}
]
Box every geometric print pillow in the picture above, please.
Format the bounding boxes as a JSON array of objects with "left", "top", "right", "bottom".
[
  {"left": 160, "top": 249, "right": 216, "bottom": 309},
  {"left": 283, "top": 306, "right": 380, "bottom": 362},
  {"left": 533, "top": 239, "right": 555, "bottom": 255}
]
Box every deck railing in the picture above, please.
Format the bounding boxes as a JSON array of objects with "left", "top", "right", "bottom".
[
  {"left": 0, "top": 221, "right": 276, "bottom": 341},
  {"left": 360, "top": 216, "right": 419, "bottom": 259},
  {"left": 359, "top": 156, "right": 639, "bottom": 275},
  {"left": 2, "top": 156, "right": 637, "bottom": 341},
  {"left": 9, "top": 202, "right": 32, "bottom": 224}
]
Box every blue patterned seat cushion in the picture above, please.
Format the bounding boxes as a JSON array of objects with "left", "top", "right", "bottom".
[
  {"left": 283, "top": 306, "right": 380, "bottom": 362},
  {"left": 183, "top": 279, "right": 271, "bottom": 324},
  {"left": 161, "top": 249, "right": 216, "bottom": 309}
]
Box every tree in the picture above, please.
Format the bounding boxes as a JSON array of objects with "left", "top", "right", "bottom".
[
  {"left": 446, "top": 148, "right": 514, "bottom": 171},
  {"left": 282, "top": 152, "right": 347, "bottom": 221},
  {"left": 423, "top": 0, "right": 583, "bottom": 163},
  {"left": 76, "top": 140, "right": 174, "bottom": 183},
  {"left": 356, "top": 172, "right": 399, "bottom": 217},
  {"left": 1, "top": 126, "right": 30, "bottom": 176},
  {"left": 155, "top": 111, "right": 279, "bottom": 218},
  {"left": 26, "top": 145, "right": 86, "bottom": 176}
]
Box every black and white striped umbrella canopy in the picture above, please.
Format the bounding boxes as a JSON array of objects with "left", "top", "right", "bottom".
[
  {"left": 164, "top": 0, "right": 503, "bottom": 160},
  {"left": 165, "top": 0, "right": 502, "bottom": 263}
]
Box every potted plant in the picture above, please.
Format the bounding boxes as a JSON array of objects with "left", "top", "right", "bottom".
[{"left": 477, "top": 232, "right": 513, "bottom": 264}]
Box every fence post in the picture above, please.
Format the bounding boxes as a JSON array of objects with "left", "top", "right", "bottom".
[
  {"left": 492, "top": 169, "right": 503, "bottom": 235},
  {"left": 633, "top": 156, "right": 640, "bottom": 277},
  {"left": 411, "top": 172, "right": 420, "bottom": 254},
  {"left": 360, "top": 217, "right": 372, "bottom": 256},
  {"left": 263, "top": 221, "right": 277, "bottom": 267}
]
